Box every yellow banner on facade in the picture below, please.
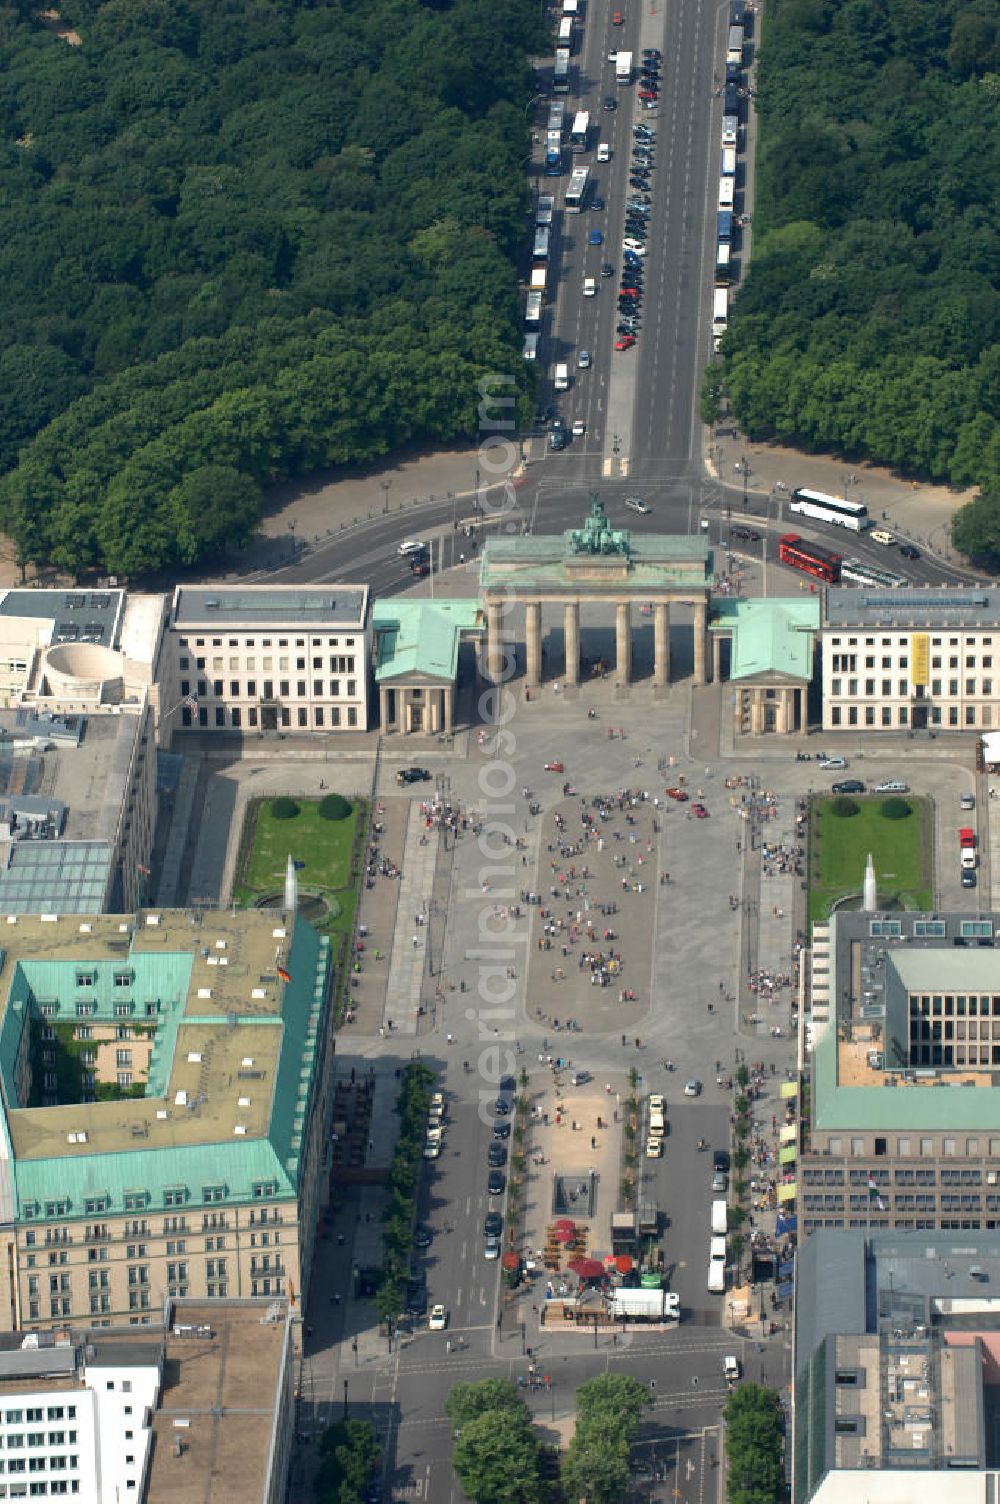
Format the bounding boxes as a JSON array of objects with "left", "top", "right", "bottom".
[{"left": 912, "top": 633, "right": 929, "bottom": 687}]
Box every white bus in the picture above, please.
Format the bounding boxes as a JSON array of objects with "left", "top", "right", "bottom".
[
  {"left": 720, "top": 146, "right": 737, "bottom": 177},
  {"left": 721, "top": 115, "right": 738, "bottom": 148},
  {"left": 536, "top": 194, "right": 555, "bottom": 226},
  {"left": 565, "top": 165, "right": 590, "bottom": 212},
  {"left": 533, "top": 227, "right": 550, "bottom": 261},
  {"left": 569, "top": 110, "right": 590, "bottom": 152},
  {"left": 790, "top": 488, "right": 871, "bottom": 532},
  {"left": 547, "top": 102, "right": 565, "bottom": 136},
  {"left": 522, "top": 333, "right": 539, "bottom": 361},
  {"left": 553, "top": 48, "right": 570, "bottom": 92},
  {"left": 558, "top": 15, "right": 574, "bottom": 48},
  {"left": 718, "top": 177, "right": 735, "bottom": 210},
  {"left": 726, "top": 24, "right": 744, "bottom": 64},
  {"left": 525, "top": 291, "right": 543, "bottom": 325}
]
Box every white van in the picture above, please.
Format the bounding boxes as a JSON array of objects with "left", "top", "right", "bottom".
[
  {"left": 558, "top": 16, "right": 574, "bottom": 46},
  {"left": 523, "top": 333, "right": 539, "bottom": 361},
  {"left": 707, "top": 1258, "right": 725, "bottom": 1293},
  {"left": 710, "top": 1235, "right": 727, "bottom": 1262},
  {"left": 649, "top": 1107, "right": 665, "bottom": 1134},
  {"left": 554, "top": 362, "right": 570, "bottom": 391},
  {"left": 711, "top": 1199, "right": 728, "bottom": 1235}
]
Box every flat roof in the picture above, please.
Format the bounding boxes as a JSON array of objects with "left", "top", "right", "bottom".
[
  {"left": 824, "top": 586, "right": 1000, "bottom": 630},
  {"left": 172, "top": 585, "right": 368, "bottom": 630},
  {"left": 0, "top": 590, "right": 125, "bottom": 650},
  {"left": 813, "top": 911, "right": 1000, "bottom": 1131},
  {"left": 146, "top": 1302, "right": 290, "bottom": 1504},
  {"left": 0, "top": 910, "right": 331, "bottom": 1215}
]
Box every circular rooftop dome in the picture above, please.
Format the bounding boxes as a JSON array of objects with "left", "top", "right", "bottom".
[{"left": 43, "top": 642, "right": 125, "bottom": 701}]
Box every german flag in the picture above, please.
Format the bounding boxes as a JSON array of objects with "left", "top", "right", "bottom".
[{"left": 277, "top": 965, "right": 292, "bottom": 984}]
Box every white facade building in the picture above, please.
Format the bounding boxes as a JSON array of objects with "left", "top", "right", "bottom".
[
  {"left": 821, "top": 587, "right": 1000, "bottom": 733},
  {"left": 0, "top": 1335, "right": 160, "bottom": 1502},
  {"left": 165, "top": 585, "right": 371, "bottom": 735}
]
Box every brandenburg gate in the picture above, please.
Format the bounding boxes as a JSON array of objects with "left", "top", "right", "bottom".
[{"left": 479, "top": 497, "right": 713, "bottom": 688}]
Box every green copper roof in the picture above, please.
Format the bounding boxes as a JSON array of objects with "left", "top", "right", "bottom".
[
  {"left": 373, "top": 599, "right": 482, "bottom": 682},
  {"left": 0, "top": 911, "right": 332, "bottom": 1219},
  {"left": 710, "top": 597, "right": 819, "bottom": 680}
]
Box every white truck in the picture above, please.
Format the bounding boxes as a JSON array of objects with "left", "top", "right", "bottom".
[
  {"left": 615, "top": 50, "right": 632, "bottom": 84},
  {"left": 554, "top": 362, "right": 570, "bottom": 391},
  {"left": 712, "top": 287, "right": 729, "bottom": 351},
  {"left": 608, "top": 1288, "right": 680, "bottom": 1321},
  {"left": 711, "top": 1198, "right": 728, "bottom": 1235}
]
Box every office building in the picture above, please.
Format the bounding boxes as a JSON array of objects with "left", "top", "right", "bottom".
[
  {"left": 165, "top": 586, "right": 371, "bottom": 735},
  {"left": 794, "top": 1228, "right": 1000, "bottom": 1504},
  {"left": 0, "top": 909, "right": 334, "bottom": 1336},
  {"left": 0, "top": 1296, "right": 294, "bottom": 1503},
  {"left": 801, "top": 910, "right": 1000, "bottom": 1236},
  {"left": 821, "top": 587, "right": 1000, "bottom": 733}
]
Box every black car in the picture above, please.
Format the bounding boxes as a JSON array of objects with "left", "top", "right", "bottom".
[
  {"left": 413, "top": 1224, "right": 433, "bottom": 1248},
  {"left": 601, "top": 263, "right": 615, "bottom": 277},
  {"left": 492, "top": 1119, "right": 511, "bottom": 1139},
  {"left": 499, "top": 1075, "right": 517, "bottom": 1093},
  {"left": 731, "top": 526, "right": 760, "bottom": 541},
  {"left": 406, "top": 1276, "right": 427, "bottom": 1316},
  {"left": 396, "top": 766, "right": 430, "bottom": 785},
  {"left": 603, "top": 94, "right": 617, "bottom": 110},
  {"left": 900, "top": 544, "right": 921, "bottom": 559},
  {"left": 962, "top": 868, "right": 977, "bottom": 888},
  {"left": 488, "top": 1143, "right": 508, "bottom": 1168},
  {"left": 642, "top": 46, "right": 662, "bottom": 57},
  {"left": 713, "top": 1149, "right": 731, "bottom": 1173},
  {"left": 549, "top": 429, "right": 567, "bottom": 452},
  {"left": 591, "top": 195, "right": 605, "bottom": 211},
  {"left": 832, "top": 779, "right": 866, "bottom": 795},
  {"left": 494, "top": 1097, "right": 510, "bottom": 1115},
  {"left": 484, "top": 1211, "right": 503, "bottom": 1237},
  {"left": 487, "top": 1169, "right": 506, "bottom": 1196}
]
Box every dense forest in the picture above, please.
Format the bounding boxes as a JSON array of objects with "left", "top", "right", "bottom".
[
  {"left": 723, "top": 0, "right": 1000, "bottom": 498},
  {"left": 0, "top": 0, "right": 543, "bottom": 576}
]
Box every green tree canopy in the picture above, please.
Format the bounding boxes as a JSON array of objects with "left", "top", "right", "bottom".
[
  {"left": 451, "top": 1409, "right": 544, "bottom": 1504},
  {"left": 953, "top": 492, "right": 1000, "bottom": 568},
  {"left": 724, "top": 1384, "right": 786, "bottom": 1504},
  {"left": 720, "top": 0, "right": 1000, "bottom": 504},
  {"left": 561, "top": 1413, "right": 632, "bottom": 1504},
  {"left": 0, "top": 0, "right": 544, "bottom": 576},
  {"left": 445, "top": 1379, "right": 526, "bottom": 1433}
]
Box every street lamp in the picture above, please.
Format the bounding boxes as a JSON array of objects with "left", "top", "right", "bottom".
[
  {"left": 738, "top": 455, "right": 751, "bottom": 512},
  {"left": 342, "top": 1378, "right": 349, "bottom": 1420},
  {"left": 381, "top": 479, "right": 391, "bottom": 515}
]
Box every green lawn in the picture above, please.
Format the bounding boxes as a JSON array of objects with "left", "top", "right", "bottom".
[
  {"left": 808, "top": 796, "right": 933, "bottom": 924},
  {"left": 235, "top": 798, "right": 364, "bottom": 944}
]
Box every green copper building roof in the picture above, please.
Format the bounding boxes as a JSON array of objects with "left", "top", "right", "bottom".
[
  {"left": 0, "top": 910, "right": 332, "bottom": 1220},
  {"left": 373, "top": 599, "right": 482, "bottom": 682},
  {"left": 710, "top": 597, "right": 819, "bottom": 680}
]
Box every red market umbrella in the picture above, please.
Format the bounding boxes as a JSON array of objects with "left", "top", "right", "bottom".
[
  {"left": 603, "top": 1253, "right": 617, "bottom": 1267},
  {"left": 501, "top": 1251, "right": 520, "bottom": 1271},
  {"left": 554, "top": 1218, "right": 576, "bottom": 1232},
  {"left": 616, "top": 1254, "right": 634, "bottom": 1274},
  {"left": 554, "top": 1226, "right": 576, "bottom": 1244},
  {"left": 568, "top": 1258, "right": 605, "bottom": 1280}
]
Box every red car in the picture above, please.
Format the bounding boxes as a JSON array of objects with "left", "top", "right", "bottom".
[
  {"left": 619, "top": 287, "right": 639, "bottom": 299},
  {"left": 614, "top": 336, "right": 636, "bottom": 350},
  {"left": 611, "top": 9, "right": 624, "bottom": 21},
  {"left": 639, "top": 89, "right": 657, "bottom": 101},
  {"left": 665, "top": 786, "right": 688, "bottom": 802},
  {"left": 544, "top": 761, "right": 565, "bottom": 772},
  {"left": 692, "top": 803, "right": 710, "bottom": 818}
]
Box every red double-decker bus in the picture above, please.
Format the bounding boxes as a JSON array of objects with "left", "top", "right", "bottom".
[{"left": 777, "top": 533, "right": 842, "bottom": 584}]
